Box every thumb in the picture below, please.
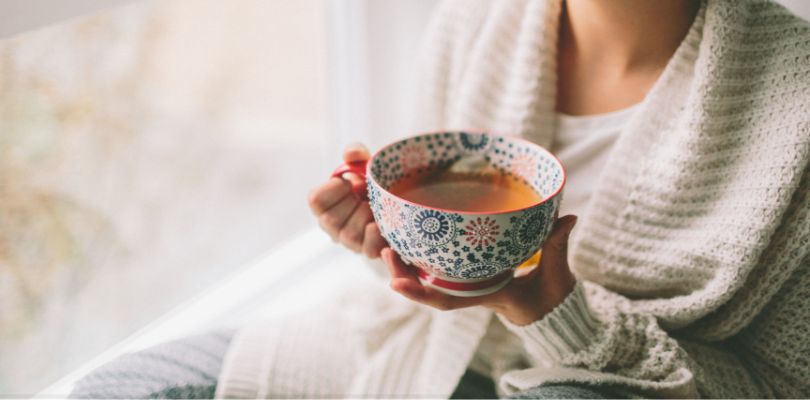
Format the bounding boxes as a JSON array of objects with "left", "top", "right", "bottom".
[
  {"left": 343, "top": 142, "right": 371, "bottom": 163},
  {"left": 541, "top": 215, "right": 578, "bottom": 265},
  {"left": 341, "top": 142, "right": 371, "bottom": 193}
]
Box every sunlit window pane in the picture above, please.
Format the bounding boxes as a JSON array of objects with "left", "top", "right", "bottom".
[{"left": 0, "top": 0, "right": 329, "bottom": 393}]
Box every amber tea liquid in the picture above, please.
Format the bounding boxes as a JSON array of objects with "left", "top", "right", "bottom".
[{"left": 388, "top": 166, "right": 542, "bottom": 212}]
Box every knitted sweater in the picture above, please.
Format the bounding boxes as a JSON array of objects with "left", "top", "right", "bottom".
[{"left": 216, "top": 0, "right": 810, "bottom": 398}]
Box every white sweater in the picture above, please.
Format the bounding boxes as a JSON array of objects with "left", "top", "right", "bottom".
[
  {"left": 217, "top": 0, "right": 810, "bottom": 398},
  {"left": 469, "top": 103, "right": 640, "bottom": 378}
]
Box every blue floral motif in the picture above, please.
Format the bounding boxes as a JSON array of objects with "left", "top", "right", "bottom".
[
  {"left": 459, "top": 262, "right": 499, "bottom": 279},
  {"left": 365, "top": 131, "right": 564, "bottom": 286},
  {"left": 509, "top": 205, "right": 549, "bottom": 251},
  {"left": 455, "top": 132, "right": 492, "bottom": 154},
  {"left": 367, "top": 183, "right": 379, "bottom": 208},
  {"left": 410, "top": 209, "right": 457, "bottom": 246}
]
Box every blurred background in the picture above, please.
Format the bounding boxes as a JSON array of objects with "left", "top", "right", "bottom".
[
  {"left": 0, "top": 0, "right": 435, "bottom": 394},
  {"left": 1, "top": 0, "right": 808, "bottom": 396}
]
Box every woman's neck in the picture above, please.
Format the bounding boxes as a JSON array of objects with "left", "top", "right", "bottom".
[{"left": 556, "top": 0, "right": 700, "bottom": 115}]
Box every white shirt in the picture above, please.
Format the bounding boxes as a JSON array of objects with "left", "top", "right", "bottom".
[{"left": 552, "top": 104, "right": 641, "bottom": 218}]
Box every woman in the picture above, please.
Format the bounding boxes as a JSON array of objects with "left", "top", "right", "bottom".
[{"left": 74, "top": 0, "right": 809, "bottom": 398}]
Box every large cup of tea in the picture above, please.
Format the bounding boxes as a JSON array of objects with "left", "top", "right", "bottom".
[{"left": 332, "top": 131, "right": 565, "bottom": 297}]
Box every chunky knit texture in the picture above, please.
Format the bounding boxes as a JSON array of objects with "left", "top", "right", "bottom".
[{"left": 217, "top": 0, "right": 810, "bottom": 398}]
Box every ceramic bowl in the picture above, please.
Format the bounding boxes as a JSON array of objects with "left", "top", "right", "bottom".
[{"left": 332, "top": 131, "right": 565, "bottom": 296}]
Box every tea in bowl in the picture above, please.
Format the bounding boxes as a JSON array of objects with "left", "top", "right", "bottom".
[{"left": 332, "top": 131, "right": 565, "bottom": 297}]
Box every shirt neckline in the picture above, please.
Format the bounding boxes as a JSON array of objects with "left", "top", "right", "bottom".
[{"left": 555, "top": 102, "right": 642, "bottom": 134}]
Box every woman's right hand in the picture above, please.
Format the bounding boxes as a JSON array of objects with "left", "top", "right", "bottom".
[{"left": 308, "top": 143, "right": 387, "bottom": 259}]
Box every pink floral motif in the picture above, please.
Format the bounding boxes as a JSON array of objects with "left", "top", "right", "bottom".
[
  {"left": 463, "top": 217, "right": 500, "bottom": 247},
  {"left": 510, "top": 152, "right": 536, "bottom": 181},
  {"left": 380, "top": 196, "right": 402, "bottom": 230},
  {"left": 413, "top": 259, "right": 442, "bottom": 276},
  {"left": 400, "top": 144, "right": 427, "bottom": 173}
]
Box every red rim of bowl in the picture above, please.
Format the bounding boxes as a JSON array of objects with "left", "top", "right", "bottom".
[
  {"left": 416, "top": 268, "right": 513, "bottom": 291},
  {"left": 367, "top": 130, "right": 567, "bottom": 216}
]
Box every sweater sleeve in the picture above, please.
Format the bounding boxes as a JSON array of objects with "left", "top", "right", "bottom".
[
  {"left": 409, "top": 0, "right": 492, "bottom": 133},
  {"left": 498, "top": 282, "right": 698, "bottom": 398},
  {"left": 497, "top": 270, "right": 810, "bottom": 398}
]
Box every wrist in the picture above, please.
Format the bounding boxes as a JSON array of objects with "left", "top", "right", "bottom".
[
  {"left": 497, "top": 282, "right": 600, "bottom": 365},
  {"left": 491, "top": 299, "right": 546, "bottom": 326},
  {"left": 492, "top": 278, "right": 577, "bottom": 326}
]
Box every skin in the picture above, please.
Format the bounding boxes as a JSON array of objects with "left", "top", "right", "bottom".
[
  {"left": 308, "top": 0, "right": 699, "bottom": 325},
  {"left": 308, "top": 145, "right": 387, "bottom": 258},
  {"left": 557, "top": 0, "right": 700, "bottom": 115}
]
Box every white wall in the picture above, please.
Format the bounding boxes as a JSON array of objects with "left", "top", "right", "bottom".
[
  {"left": 364, "top": 0, "right": 438, "bottom": 148},
  {"left": 325, "top": 0, "right": 438, "bottom": 153}
]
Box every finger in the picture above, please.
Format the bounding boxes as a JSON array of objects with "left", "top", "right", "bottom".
[
  {"left": 344, "top": 172, "right": 365, "bottom": 187},
  {"left": 308, "top": 178, "right": 352, "bottom": 215},
  {"left": 343, "top": 142, "right": 371, "bottom": 163},
  {"left": 318, "top": 195, "right": 360, "bottom": 240},
  {"left": 362, "top": 222, "right": 387, "bottom": 259},
  {"left": 343, "top": 172, "right": 367, "bottom": 198},
  {"left": 413, "top": 285, "right": 485, "bottom": 311},
  {"left": 341, "top": 143, "right": 370, "bottom": 197},
  {"left": 535, "top": 215, "right": 578, "bottom": 303},
  {"left": 382, "top": 248, "right": 418, "bottom": 280},
  {"left": 338, "top": 202, "right": 374, "bottom": 252},
  {"left": 538, "top": 215, "right": 577, "bottom": 290},
  {"left": 381, "top": 250, "right": 485, "bottom": 311},
  {"left": 540, "top": 214, "right": 578, "bottom": 270},
  {"left": 382, "top": 249, "right": 427, "bottom": 296}
]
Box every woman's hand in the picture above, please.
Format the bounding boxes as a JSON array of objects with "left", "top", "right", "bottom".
[
  {"left": 308, "top": 144, "right": 387, "bottom": 259},
  {"left": 381, "top": 215, "right": 578, "bottom": 325}
]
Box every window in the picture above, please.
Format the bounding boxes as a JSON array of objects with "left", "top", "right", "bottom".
[{"left": 1, "top": 0, "right": 440, "bottom": 395}]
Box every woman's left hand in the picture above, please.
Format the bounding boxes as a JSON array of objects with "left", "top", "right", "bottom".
[{"left": 381, "top": 215, "right": 578, "bottom": 326}]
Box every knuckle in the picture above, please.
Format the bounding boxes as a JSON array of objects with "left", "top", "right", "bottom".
[
  {"left": 365, "top": 222, "right": 380, "bottom": 237},
  {"left": 307, "top": 190, "right": 323, "bottom": 213},
  {"left": 365, "top": 248, "right": 381, "bottom": 259},
  {"left": 363, "top": 240, "right": 381, "bottom": 259},
  {"left": 340, "top": 239, "right": 360, "bottom": 252},
  {"left": 318, "top": 219, "right": 338, "bottom": 240},
  {"left": 319, "top": 213, "right": 339, "bottom": 229},
  {"left": 339, "top": 227, "right": 363, "bottom": 247},
  {"left": 318, "top": 213, "right": 337, "bottom": 228},
  {"left": 550, "top": 239, "right": 568, "bottom": 253}
]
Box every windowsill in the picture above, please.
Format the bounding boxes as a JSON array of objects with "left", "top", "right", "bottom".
[{"left": 36, "top": 228, "right": 377, "bottom": 397}]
